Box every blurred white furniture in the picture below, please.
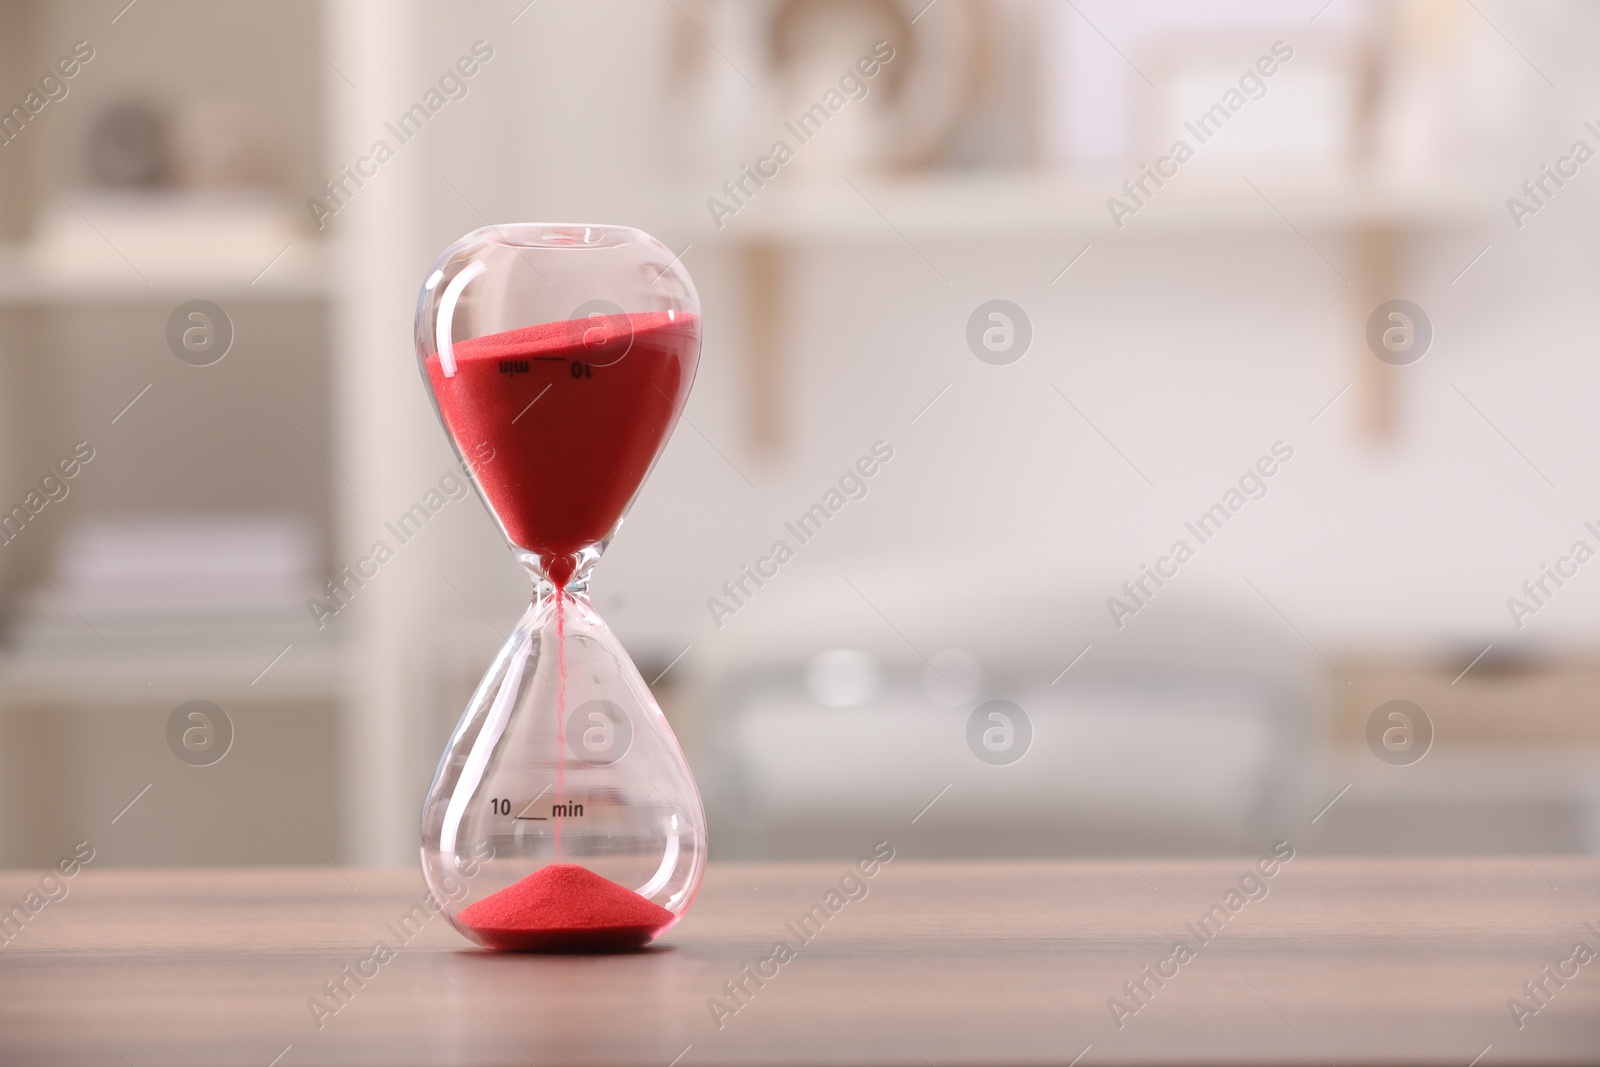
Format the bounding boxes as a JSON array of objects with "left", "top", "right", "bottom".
[{"left": 706, "top": 657, "right": 1308, "bottom": 859}]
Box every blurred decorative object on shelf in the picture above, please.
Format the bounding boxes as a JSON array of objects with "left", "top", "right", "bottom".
[
  {"left": 1137, "top": 35, "right": 1368, "bottom": 172},
  {"left": 765, "top": 0, "right": 986, "bottom": 171},
  {"left": 680, "top": 0, "right": 990, "bottom": 175},
  {"left": 1041, "top": 0, "right": 1528, "bottom": 184},
  {"left": 170, "top": 97, "right": 279, "bottom": 189},
  {"left": 86, "top": 100, "right": 169, "bottom": 188},
  {"left": 766, "top": 0, "right": 907, "bottom": 176},
  {"left": 936, "top": 0, "right": 1044, "bottom": 169},
  {"left": 1042, "top": 0, "right": 1372, "bottom": 172}
]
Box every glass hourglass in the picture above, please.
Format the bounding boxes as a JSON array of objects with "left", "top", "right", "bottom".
[{"left": 415, "top": 224, "right": 705, "bottom": 951}]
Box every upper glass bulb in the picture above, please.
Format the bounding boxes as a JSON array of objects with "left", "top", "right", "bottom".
[{"left": 414, "top": 223, "right": 700, "bottom": 588}]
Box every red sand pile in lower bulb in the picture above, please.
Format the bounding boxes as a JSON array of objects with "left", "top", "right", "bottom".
[{"left": 456, "top": 864, "right": 675, "bottom": 951}]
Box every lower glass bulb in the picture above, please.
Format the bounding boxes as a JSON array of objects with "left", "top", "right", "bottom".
[{"left": 420, "top": 588, "right": 707, "bottom": 951}]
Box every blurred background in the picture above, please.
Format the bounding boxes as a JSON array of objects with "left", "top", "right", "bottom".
[{"left": 0, "top": 0, "right": 1596, "bottom": 869}]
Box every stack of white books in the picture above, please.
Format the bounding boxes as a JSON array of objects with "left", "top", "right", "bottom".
[{"left": 9, "top": 516, "right": 317, "bottom": 655}]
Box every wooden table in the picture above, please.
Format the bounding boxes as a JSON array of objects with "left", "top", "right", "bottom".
[{"left": 2, "top": 858, "right": 1597, "bottom": 1065}]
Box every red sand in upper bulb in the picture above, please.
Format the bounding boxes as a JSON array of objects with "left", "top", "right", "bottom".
[
  {"left": 424, "top": 312, "right": 698, "bottom": 584},
  {"left": 456, "top": 863, "right": 676, "bottom": 952}
]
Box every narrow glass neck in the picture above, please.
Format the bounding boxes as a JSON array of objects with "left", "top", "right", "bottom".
[
  {"left": 520, "top": 543, "right": 605, "bottom": 598},
  {"left": 533, "top": 575, "right": 589, "bottom": 604}
]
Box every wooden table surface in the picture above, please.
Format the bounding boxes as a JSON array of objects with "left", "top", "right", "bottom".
[{"left": 1, "top": 858, "right": 1597, "bottom": 1066}]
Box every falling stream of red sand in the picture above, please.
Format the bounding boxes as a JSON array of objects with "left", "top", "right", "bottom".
[{"left": 553, "top": 584, "right": 566, "bottom": 853}]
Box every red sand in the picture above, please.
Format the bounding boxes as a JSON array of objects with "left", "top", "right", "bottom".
[
  {"left": 457, "top": 863, "right": 675, "bottom": 952},
  {"left": 425, "top": 312, "right": 698, "bottom": 585}
]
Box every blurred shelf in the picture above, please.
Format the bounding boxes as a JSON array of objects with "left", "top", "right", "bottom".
[
  {"left": 686, "top": 167, "right": 1492, "bottom": 453},
  {"left": 0, "top": 637, "right": 342, "bottom": 705},
  {"left": 690, "top": 169, "right": 1494, "bottom": 245},
  {"left": 0, "top": 241, "right": 331, "bottom": 305}
]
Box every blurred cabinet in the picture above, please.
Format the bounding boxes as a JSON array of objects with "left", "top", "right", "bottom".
[{"left": 0, "top": 0, "right": 345, "bottom": 866}]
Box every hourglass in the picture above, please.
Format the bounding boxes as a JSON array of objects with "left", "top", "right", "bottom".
[{"left": 415, "top": 224, "right": 706, "bottom": 951}]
